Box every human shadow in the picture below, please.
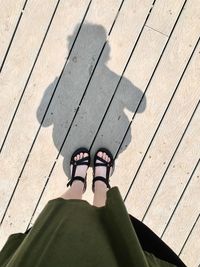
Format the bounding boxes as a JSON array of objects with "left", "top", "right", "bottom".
[{"left": 36, "top": 23, "right": 146, "bottom": 178}]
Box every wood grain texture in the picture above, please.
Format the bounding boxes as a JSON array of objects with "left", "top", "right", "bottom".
[
  {"left": 161, "top": 121, "right": 200, "bottom": 250},
  {"left": 126, "top": 40, "right": 200, "bottom": 222},
  {"left": 0, "top": 0, "right": 25, "bottom": 68},
  {"left": 179, "top": 213, "right": 200, "bottom": 267},
  {"left": 0, "top": 0, "right": 59, "bottom": 146},
  {"left": 146, "top": 0, "right": 185, "bottom": 35},
  {"left": 0, "top": 0, "right": 123, "bottom": 246},
  {"left": 116, "top": 0, "right": 200, "bottom": 201},
  {"left": 30, "top": 0, "right": 153, "bottom": 226},
  {"left": 0, "top": 0, "right": 91, "bottom": 222},
  {"left": 0, "top": 0, "right": 199, "bottom": 265}
]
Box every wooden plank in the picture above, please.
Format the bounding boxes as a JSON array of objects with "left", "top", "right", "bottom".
[
  {"left": 0, "top": 0, "right": 59, "bottom": 146},
  {"left": 0, "top": 0, "right": 91, "bottom": 222},
  {"left": 0, "top": 0, "right": 124, "bottom": 247},
  {"left": 16, "top": 0, "right": 153, "bottom": 228},
  {"left": 0, "top": 0, "right": 26, "bottom": 68},
  {"left": 114, "top": 0, "right": 200, "bottom": 204},
  {"left": 30, "top": 0, "right": 185, "bottom": 224},
  {"left": 162, "top": 160, "right": 200, "bottom": 254},
  {"left": 142, "top": 109, "right": 200, "bottom": 237},
  {"left": 29, "top": 0, "right": 154, "bottom": 225},
  {"left": 146, "top": 0, "right": 185, "bottom": 35},
  {"left": 179, "top": 214, "right": 200, "bottom": 267},
  {"left": 124, "top": 40, "right": 200, "bottom": 223}
]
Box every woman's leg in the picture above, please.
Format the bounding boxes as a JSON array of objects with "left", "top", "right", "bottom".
[
  {"left": 59, "top": 152, "right": 88, "bottom": 200},
  {"left": 59, "top": 180, "right": 84, "bottom": 200},
  {"left": 93, "top": 181, "right": 108, "bottom": 207},
  {"left": 93, "top": 152, "right": 112, "bottom": 207}
]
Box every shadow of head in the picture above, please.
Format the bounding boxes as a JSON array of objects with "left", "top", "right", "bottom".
[
  {"left": 36, "top": 22, "right": 146, "bottom": 178},
  {"left": 67, "top": 22, "right": 111, "bottom": 64}
]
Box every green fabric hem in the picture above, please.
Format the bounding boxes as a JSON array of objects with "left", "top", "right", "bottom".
[
  {"left": 0, "top": 186, "right": 177, "bottom": 267},
  {"left": 144, "top": 251, "right": 177, "bottom": 267}
]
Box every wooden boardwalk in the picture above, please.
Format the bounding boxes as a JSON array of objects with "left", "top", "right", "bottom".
[{"left": 0, "top": 0, "right": 199, "bottom": 266}]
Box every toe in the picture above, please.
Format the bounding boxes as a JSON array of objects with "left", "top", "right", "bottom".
[
  {"left": 98, "top": 151, "right": 102, "bottom": 158},
  {"left": 80, "top": 152, "right": 83, "bottom": 159},
  {"left": 74, "top": 156, "right": 77, "bottom": 161},
  {"left": 84, "top": 152, "right": 88, "bottom": 158},
  {"left": 76, "top": 154, "right": 80, "bottom": 160},
  {"left": 103, "top": 152, "right": 107, "bottom": 160}
]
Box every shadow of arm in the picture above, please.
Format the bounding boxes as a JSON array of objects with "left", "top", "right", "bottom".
[{"left": 120, "top": 77, "right": 147, "bottom": 114}]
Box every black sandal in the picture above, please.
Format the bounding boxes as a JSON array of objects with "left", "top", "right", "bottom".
[
  {"left": 92, "top": 147, "right": 114, "bottom": 193},
  {"left": 67, "top": 147, "right": 90, "bottom": 193}
]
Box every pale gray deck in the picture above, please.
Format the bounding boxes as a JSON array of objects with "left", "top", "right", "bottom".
[{"left": 0, "top": 1, "right": 200, "bottom": 266}]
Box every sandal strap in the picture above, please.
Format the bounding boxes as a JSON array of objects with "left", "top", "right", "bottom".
[
  {"left": 93, "top": 164, "right": 112, "bottom": 182},
  {"left": 70, "top": 156, "right": 90, "bottom": 164},
  {"left": 95, "top": 155, "right": 113, "bottom": 168},
  {"left": 67, "top": 148, "right": 90, "bottom": 193},
  {"left": 67, "top": 176, "right": 85, "bottom": 187},
  {"left": 95, "top": 162, "right": 112, "bottom": 167},
  {"left": 71, "top": 162, "right": 89, "bottom": 166},
  {"left": 95, "top": 155, "right": 108, "bottom": 164},
  {"left": 94, "top": 161, "right": 113, "bottom": 178},
  {"left": 93, "top": 155, "right": 113, "bottom": 193},
  {"left": 106, "top": 165, "right": 110, "bottom": 181},
  {"left": 72, "top": 165, "right": 88, "bottom": 181},
  {"left": 71, "top": 158, "right": 90, "bottom": 179}
]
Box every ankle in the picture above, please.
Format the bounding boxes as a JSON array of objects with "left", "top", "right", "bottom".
[
  {"left": 71, "top": 180, "right": 84, "bottom": 191},
  {"left": 94, "top": 181, "right": 108, "bottom": 191}
]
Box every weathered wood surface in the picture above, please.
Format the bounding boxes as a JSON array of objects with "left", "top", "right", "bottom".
[
  {"left": 0, "top": 1, "right": 199, "bottom": 266},
  {"left": 0, "top": 0, "right": 91, "bottom": 221},
  {"left": 0, "top": 0, "right": 26, "bottom": 69}
]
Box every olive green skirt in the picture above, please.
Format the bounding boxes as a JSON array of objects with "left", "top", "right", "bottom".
[{"left": 0, "top": 186, "right": 180, "bottom": 267}]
